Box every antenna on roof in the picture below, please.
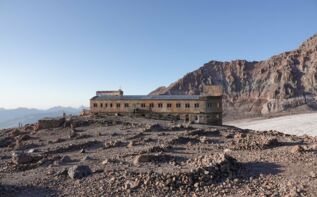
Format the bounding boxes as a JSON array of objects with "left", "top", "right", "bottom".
[{"left": 119, "top": 86, "right": 123, "bottom": 96}]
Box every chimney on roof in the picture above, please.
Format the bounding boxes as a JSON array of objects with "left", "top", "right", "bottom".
[
  {"left": 202, "top": 85, "right": 222, "bottom": 96},
  {"left": 96, "top": 89, "right": 124, "bottom": 96}
]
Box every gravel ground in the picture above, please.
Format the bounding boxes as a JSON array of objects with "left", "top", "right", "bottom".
[{"left": 0, "top": 115, "right": 317, "bottom": 196}]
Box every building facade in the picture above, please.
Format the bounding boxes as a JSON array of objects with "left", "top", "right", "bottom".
[{"left": 90, "top": 86, "right": 222, "bottom": 125}]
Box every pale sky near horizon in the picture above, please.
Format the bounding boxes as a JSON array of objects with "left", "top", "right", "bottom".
[{"left": 0, "top": 0, "right": 316, "bottom": 109}]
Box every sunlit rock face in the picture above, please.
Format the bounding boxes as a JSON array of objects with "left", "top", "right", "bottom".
[{"left": 150, "top": 34, "right": 317, "bottom": 119}]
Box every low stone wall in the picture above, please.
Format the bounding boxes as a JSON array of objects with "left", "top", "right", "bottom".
[{"left": 38, "top": 117, "right": 65, "bottom": 129}]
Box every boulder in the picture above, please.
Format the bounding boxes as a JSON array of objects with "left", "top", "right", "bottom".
[
  {"left": 143, "top": 124, "right": 165, "bottom": 132},
  {"left": 133, "top": 154, "right": 151, "bottom": 165},
  {"left": 68, "top": 165, "right": 92, "bottom": 179},
  {"left": 290, "top": 145, "right": 305, "bottom": 154},
  {"left": 11, "top": 151, "right": 41, "bottom": 165},
  {"left": 127, "top": 141, "right": 135, "bottom": 148},
  {"left": 81, "top": 155, "right": 93, "bottom": 161},
  {"left": 60, "top": 155, "right": 72, "bottom": 164}
]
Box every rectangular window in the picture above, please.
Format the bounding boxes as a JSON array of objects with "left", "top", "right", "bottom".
[
  {"left": 93, "top": 103, "right": 97, "bottom": 107},
  {"left": 185, "top": 103, "right": 190, "bottom": 108},
  {"left": 110, "top": 103, "right": 113, "bottom": 108},
  {"left": 100, "top": 103, "right": 103, "bottom": 108},
  {"left": 116, "top": 103, "right": 121, "bottom": 108},
  {"left": 141, "top": 103, "right": 146, "bottom": 108},
  {"left": 105, "top": 103, "right": 108, "bottom": 108},
  {"left": 167, "top": 103, "right": 172, "bottom": 108},
  {"left": 124, "top": 103, "right": 129, "bottom": 108},
  {"left": 207, "top": 103, "right": 212, "bottom": 108},
  {"left": 158, "top": 103, "right": 163, "bottom": 108},
  {"left": 194, "top": 103, "right": 199, "bottom": 108},
  {"left": 149, "top": 103, "right": 154, "bottom": 108},
  {"left": 176, "top": 103, "right": 181, "bottom": 108},
  {"left": 216, "top": 114, "right": 220, "bottom": 119},
  {"left": 217, "top": 102, "right": 220, "bottom": 108}
]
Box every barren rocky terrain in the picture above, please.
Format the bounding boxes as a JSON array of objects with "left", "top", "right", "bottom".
[
  {"left": 150, "top": 33, "right": 317, "bottom": 120},
  {"left": 0, "top": 115, "right": 317, "bottom": 196}
]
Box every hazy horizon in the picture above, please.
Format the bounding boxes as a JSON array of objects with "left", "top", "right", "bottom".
[
  {"left": 1, "top": 0, "right": 317, "bottom": 109},
  {"left": 0, "top": 105, "right": 88, "bottom": 110}
]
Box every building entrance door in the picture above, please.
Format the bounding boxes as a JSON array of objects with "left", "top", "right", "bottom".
[{"left": 185, "top": 114, "right": 189, "bottom": 122}]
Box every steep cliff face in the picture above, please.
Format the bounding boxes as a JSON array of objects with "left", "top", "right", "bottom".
[{"left": 150, "top": 34, "right": 317, "bottom": 119}]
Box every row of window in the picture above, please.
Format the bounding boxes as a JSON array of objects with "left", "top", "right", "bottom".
[{"left": 93, "top": 102, "right": 209, "bottom": 109}]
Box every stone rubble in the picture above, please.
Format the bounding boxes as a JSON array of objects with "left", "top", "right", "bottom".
[{"left": 0, "top": 115, "right": 316, "bottom": 196}]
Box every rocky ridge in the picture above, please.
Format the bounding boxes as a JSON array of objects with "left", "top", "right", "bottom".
[{"left": 150, "top": 34, "right": 317, "bottom": 120}]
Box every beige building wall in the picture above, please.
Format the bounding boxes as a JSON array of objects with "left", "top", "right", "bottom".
[{"left": 90, "top": 98, "right": 222, "bottom": 114}]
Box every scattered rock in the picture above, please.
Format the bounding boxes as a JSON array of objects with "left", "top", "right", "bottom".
[
  {"left": 11, "top": 151, "right": 41, "bottom": 165},
  {"left": 81, "top": 155, "right": 93, "bottom": 161},
  {"left": 50, "top": 138, "right": 65, "bottom": 144},
  {"left": 101, "top": 159, "right": 109, "bottom": 165},
  {"left": 234, "top": 133, "right": 246, "bottom": 139},
  {"left": 308, "top": 144, "right": 317, "bottom": 150},
  {"left": 144, "top": 145, "right": 171, "bottom": 153},
  {"left": 168, "top": 136, "right": 200, "bottom": 145},
  {"left": 127, "top": 141, "right": 135, "bottom": 148},
  {"left": 55, "top": 168, "right": 68, "bottom": 177},
  {"left": 124, "top": 180, "right": 139, "bottom": 190},
  {"left": 68, "top": 165, "right": 92, "bottom": 179},
  {"left": 60, "top": 155, "right": 72, "bottom": 164},
  {"left": 0, "top": 137, "right": 14, "bottom": 148},
  {"left": 104, "top": 140, "right": 126, "bottom": 149},
  {"left": 133, "top": 153, "right": 176, "bottom": 165},
  {"left": 11, "top": 129, "right": 22, "bottom": 137},
  {"left": 290, "top": 145, "right": 305, "bottom": 154},
  {"left": 224, "top": 133, "right": 234, "bottom": 138},
  {"left": 309, "top": 171, "right": 316, "bottom": 178},
  {"left": 17, "top": 134, "right": 32, "bottom": 141},
  {"left": 143, "top": 124, "right": 165, "bottom": 132},
  {"left": 200, "top": 136, "right": 207, "bottom": 143},
  {"left": 27, "top": 148, "right": 37, "bottom": 153},
  {"left": 230, "top": 135, "right": 280, "bottom": 150},
  {"left": 133, "top": 154, "right": 151, "bottom": 165}
]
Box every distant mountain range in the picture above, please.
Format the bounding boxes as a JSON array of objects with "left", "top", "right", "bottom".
[
  {"left": 0, "top": 106, "right": 86, "bottom": 129},
  {"left": 150, "top": 33, "right": 317, "bottom": 120}
]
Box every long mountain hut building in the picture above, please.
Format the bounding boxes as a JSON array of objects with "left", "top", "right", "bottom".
[{"left": 90, "top": 86, "right": 223, "bottom": 125}]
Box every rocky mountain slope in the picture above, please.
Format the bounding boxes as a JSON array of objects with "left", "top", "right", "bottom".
[{"left": 150, "top": 34, "right": 317, "bottom": 120}]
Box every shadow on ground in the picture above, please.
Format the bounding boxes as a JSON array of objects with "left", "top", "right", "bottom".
[
  {"left": 241, "top": 161, "right": 283, "bottom": 178},
  {"left": 0, "top": 184, "right": 58, "bottom": 197}
]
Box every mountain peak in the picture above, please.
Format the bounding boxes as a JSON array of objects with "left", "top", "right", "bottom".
[
  {"left": 299, "top": 33, "right": 317, "bottom": 51},
  {"left": 150, "top": 33, "right": 317, "bottom": 120}
]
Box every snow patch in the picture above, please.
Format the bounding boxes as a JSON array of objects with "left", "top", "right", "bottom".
[{"left": 225, "top": 112, "right": 317, "bottom": 136}]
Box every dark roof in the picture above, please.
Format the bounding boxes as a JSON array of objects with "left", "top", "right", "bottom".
[{"left": 90, "top": 95, "right": 201, "bottom": 101}]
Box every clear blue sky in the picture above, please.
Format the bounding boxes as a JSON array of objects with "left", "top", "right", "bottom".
[{"left": 0, "top": 0, "right": 316, "bottom": 109}]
